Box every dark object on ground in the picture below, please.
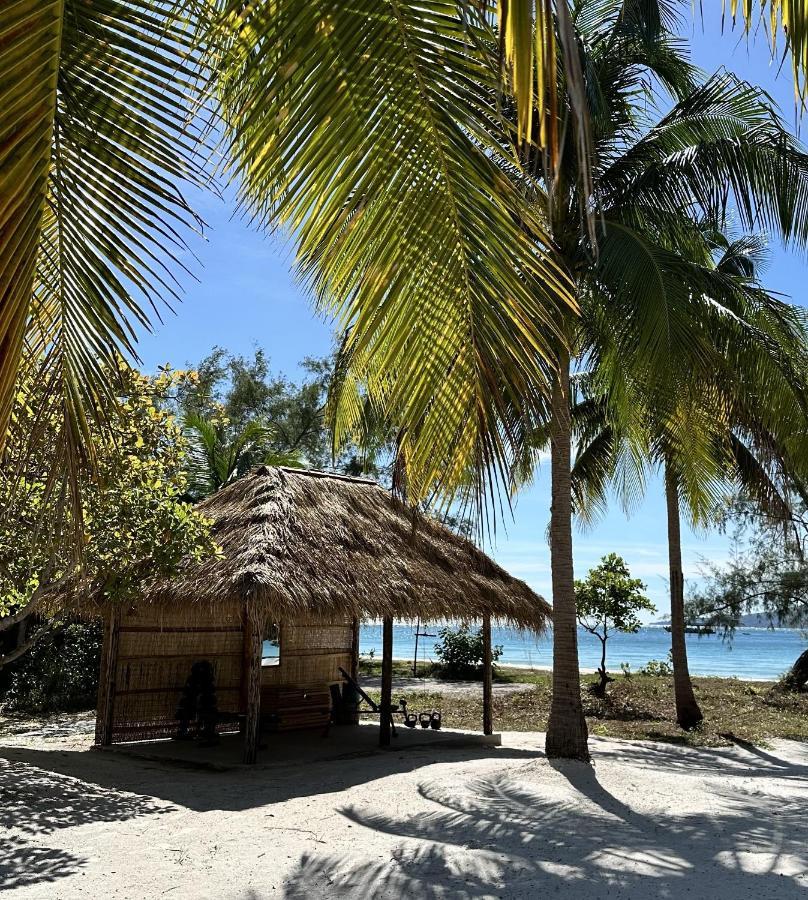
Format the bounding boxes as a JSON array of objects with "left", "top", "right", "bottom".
[
  {"left": 175, "top": 660, "right": 219, "bottom": 745},
  {"left": 776, "top": 648, "right": 808, "bottom": 693},
  {"left": 338, "top": 666, "right": 400, "bottom": 735},
  {"left": 589, "top": 668, "right": 616, "bottom": 698}
]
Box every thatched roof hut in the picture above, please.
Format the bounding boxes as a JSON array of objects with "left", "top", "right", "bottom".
[
  {"left": 88, "top": 466, "right": 550, "bottom": 763},
  {"left": 143, "top": 465, "right": 551, "bottom": 629}
]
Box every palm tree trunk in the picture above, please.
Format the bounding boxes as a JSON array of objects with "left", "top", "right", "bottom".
[
  {"left": 664, "top": 464, "right": 703, "bottom": 730},
  {"left": 545, "top": 350, "right": 589, "bottom": 760}
]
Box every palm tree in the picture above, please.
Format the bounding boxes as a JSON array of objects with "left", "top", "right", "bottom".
[
  {"left": 184, "top": 412, "right": 304, "bottom": 500},
  {"left": 561, "top": 232, "right": 808, "bottom": 729},
  {"left": 503, "top": 1, "right": 808, "bottom": 758}
]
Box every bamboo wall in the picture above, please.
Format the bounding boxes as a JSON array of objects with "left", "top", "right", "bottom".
[
  {"left": 261, "top": 620, "right": 354, "bottom": 688},
  {"left": 98, "top": 602, "right": 244, "bottom": 744},
  {"left": 96, "top": 603, "right": 356, "bottom": 745}
]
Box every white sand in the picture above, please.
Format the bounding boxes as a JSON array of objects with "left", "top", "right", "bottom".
[{"left": 1, "top": 717, "right": 806, "bottom": 899}]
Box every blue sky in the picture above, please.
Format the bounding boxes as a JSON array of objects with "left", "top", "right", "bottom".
[{"left": 136, "top": 13, "right": 807, "bottom": 617}]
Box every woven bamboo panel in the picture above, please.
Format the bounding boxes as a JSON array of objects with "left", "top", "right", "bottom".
[
  {"left": 260, "top": 617, "right": 353, "bottom": 689},
  {"left": 115, "top": 654, "right": 242, "bottom": 694},
  {"left": 107, "top": 605, "right": 245, "bottom": 744},
  {"left": 122, "top": 601, "right": 241, "bottom": 629},
  {"left": 276, "top": 651, "right": 352, "bottom": 686},
  {"left": 118, "top": 629, "right": 242, "bottom": 659},
  {"left": 282, "top": 622, "right": 353, "bottom": 651}
]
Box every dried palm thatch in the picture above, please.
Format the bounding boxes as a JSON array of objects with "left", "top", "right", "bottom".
[{"left": 129, "top": 466, "right": 550, "bottom": 630}]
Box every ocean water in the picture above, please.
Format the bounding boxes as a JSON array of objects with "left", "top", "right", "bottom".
[{"left": 359, "top": 622, "right": 806, "bottom": 681}]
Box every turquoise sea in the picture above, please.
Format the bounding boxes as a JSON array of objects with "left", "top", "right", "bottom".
[{"left": 359, "top": 622, "right": 806, "bottom": 681}]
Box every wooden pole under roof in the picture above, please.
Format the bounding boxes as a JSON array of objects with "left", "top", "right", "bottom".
[
  {"left": 96, "top": 605, "right": 120, "bottom": 746},
  {"left": 379, "top": 615, "right": 393, "bottom": 747},
  {"left": 482, "top": 613, "right": 493, "bottom": 736},
  {"left": 242, "top": 598, "right": 263, "bottom": 764}
]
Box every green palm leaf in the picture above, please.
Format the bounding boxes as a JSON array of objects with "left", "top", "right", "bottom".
[
  {"left": 0, "top": 1, "right": 63, "bottom": 437},
  {"left": 218, "top": 0, "right": 575, "bottom": 507},
  {"left": 1, "top": 0, "right": 209, "bottom": 512}
]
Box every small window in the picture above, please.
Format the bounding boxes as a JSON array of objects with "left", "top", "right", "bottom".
[{"left": 262, "top": 622, "right": 281, "bottom": 667}]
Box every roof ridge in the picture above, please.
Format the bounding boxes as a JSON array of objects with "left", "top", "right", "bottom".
[{"left": 255, "top": 464, "right": 380, "bottom": 487}]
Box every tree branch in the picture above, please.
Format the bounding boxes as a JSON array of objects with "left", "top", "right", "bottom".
[
  {"left": 0, "top": 572, "right": 73, "bottom": 632},
  {"left": 0, "top": 622, "right": 56, "bottom": 668}
]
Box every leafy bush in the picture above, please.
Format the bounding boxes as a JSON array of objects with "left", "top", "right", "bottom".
[
  {"left": 1, "top": 622, "right": 101, "bottom": 714},
  {"left": 638, "top": 652, "right": 674, "bottom": 677},
  {"left": 434, "top": 625, "right": 503, "bottom": 680}
]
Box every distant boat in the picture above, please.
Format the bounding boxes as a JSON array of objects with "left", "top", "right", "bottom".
[{"left": 664, "top": 625, "right": 715, "bottom": 635}]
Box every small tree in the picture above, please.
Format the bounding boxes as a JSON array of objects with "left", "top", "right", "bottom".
[{"left": 575, "top": 554, "right": 655, "bottom": 697}]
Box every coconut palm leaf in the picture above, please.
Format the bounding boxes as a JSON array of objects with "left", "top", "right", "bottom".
[
  {"left": 598, "top": 72, "right": 808, "bottom": 244},
  {"left": 217, "top": 0, "right": 575, "bottom": 509},
  {"left": 496, "top": 0, "right": 808, "bottom": 151},
  {"left": 1, "top": 0, "right": 209, "bottom": 511},
  {"left": 0, "top": 1, "right": 63, "bottom": 440}
]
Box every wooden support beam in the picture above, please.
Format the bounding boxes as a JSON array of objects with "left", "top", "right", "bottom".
[
  {"left": 482, "top": 614, "right": 493, "bottom": 736},
  {"left": 242, "top": 601, "right": 263, "bottom": 764},
  {"left": 350, "top": 617, "right": 360, "bottom": 682},
  {"left": 379, "top": 615, "right": 393, "bottom": 748},
  {"left": 96, "top": 606, "right": 121, "bottom": 746}
]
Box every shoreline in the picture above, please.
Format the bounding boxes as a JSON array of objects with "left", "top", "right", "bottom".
[{"left": 365, "top": 656, "right": 778, "bottom": 682}]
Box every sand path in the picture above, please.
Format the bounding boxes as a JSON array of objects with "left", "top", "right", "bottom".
[{"left": 1, "top": 717, "right": 806, "bottom": 899}]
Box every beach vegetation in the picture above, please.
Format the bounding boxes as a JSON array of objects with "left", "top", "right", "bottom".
[
  {"left": 433, "top": 625, "right": 504, "bottom": 680},
  {"left": 0, "top": 622, "right": 101, "bottom": 714},
  {"left": 575, "top": 555, "right": 655, "bottom": 696},
  {"left": 0, "top": 364, "right": 218, "bottom": 669}
]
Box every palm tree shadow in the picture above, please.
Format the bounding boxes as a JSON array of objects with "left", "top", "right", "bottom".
[
  {"left": 0, "top": 757, "right": 171, "bottom": 891},
  {"left": 279, "top": 752, "right": 808, "bottom": 899}
]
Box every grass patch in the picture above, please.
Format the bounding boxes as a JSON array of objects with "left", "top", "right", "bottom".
[{"left": 357, "top": 659, "right": 808, "bottom": 747}]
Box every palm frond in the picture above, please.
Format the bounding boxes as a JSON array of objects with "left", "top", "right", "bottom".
[
  {"left": 0, "top": 0, "right": 63, "bottom": 439},
  {"left": 598, "top": 72, "right": 808, "bottom": 246},
  {"left": 1, "top": 0, "right": 210, "bottom": 525},
  {"left": 218, "top": 0, "right": 574, "bottom": 512}
]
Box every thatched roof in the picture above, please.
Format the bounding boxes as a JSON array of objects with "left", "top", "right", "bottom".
[{"left": 137, "top": 466, "right": 550, "bottom": 631}]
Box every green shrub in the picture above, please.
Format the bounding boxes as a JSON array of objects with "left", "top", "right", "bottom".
[
  {"left": 1, "top": 622, "right": 102, "bottom": 714},
  {"left": 638, "top": 651, "right": 674, "bottom": 677},
  {"left": 434, "top": 624, "right": 503, "bottom": 680}
]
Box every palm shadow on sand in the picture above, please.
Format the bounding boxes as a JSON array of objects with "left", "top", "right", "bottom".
[
  {"left": 276, "top": 743, "right": 808, "bottom": 899},
  {"left": 0, "top": 757, "right": 171, "bottom": 892}
]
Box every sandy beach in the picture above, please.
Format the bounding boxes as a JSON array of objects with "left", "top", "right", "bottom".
[{"left": 1, "top": 712, "right": 806, "bottom": 899}]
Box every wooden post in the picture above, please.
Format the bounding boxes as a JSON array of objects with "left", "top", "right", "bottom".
[
  {"left": 482, "top": 614, "right": 493, "bottom": 736},
  {"left": 379, "top": 615, "right": 393, "bottom": 747},
  {"left": 96, "top": 606, "right": 120, "bottom": 746},
  {"left": 350, "top": 617, "right": 360, "bottom": 681},
  {"left": 242, "top": 601, "right": 263, "bottom": 764}
]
